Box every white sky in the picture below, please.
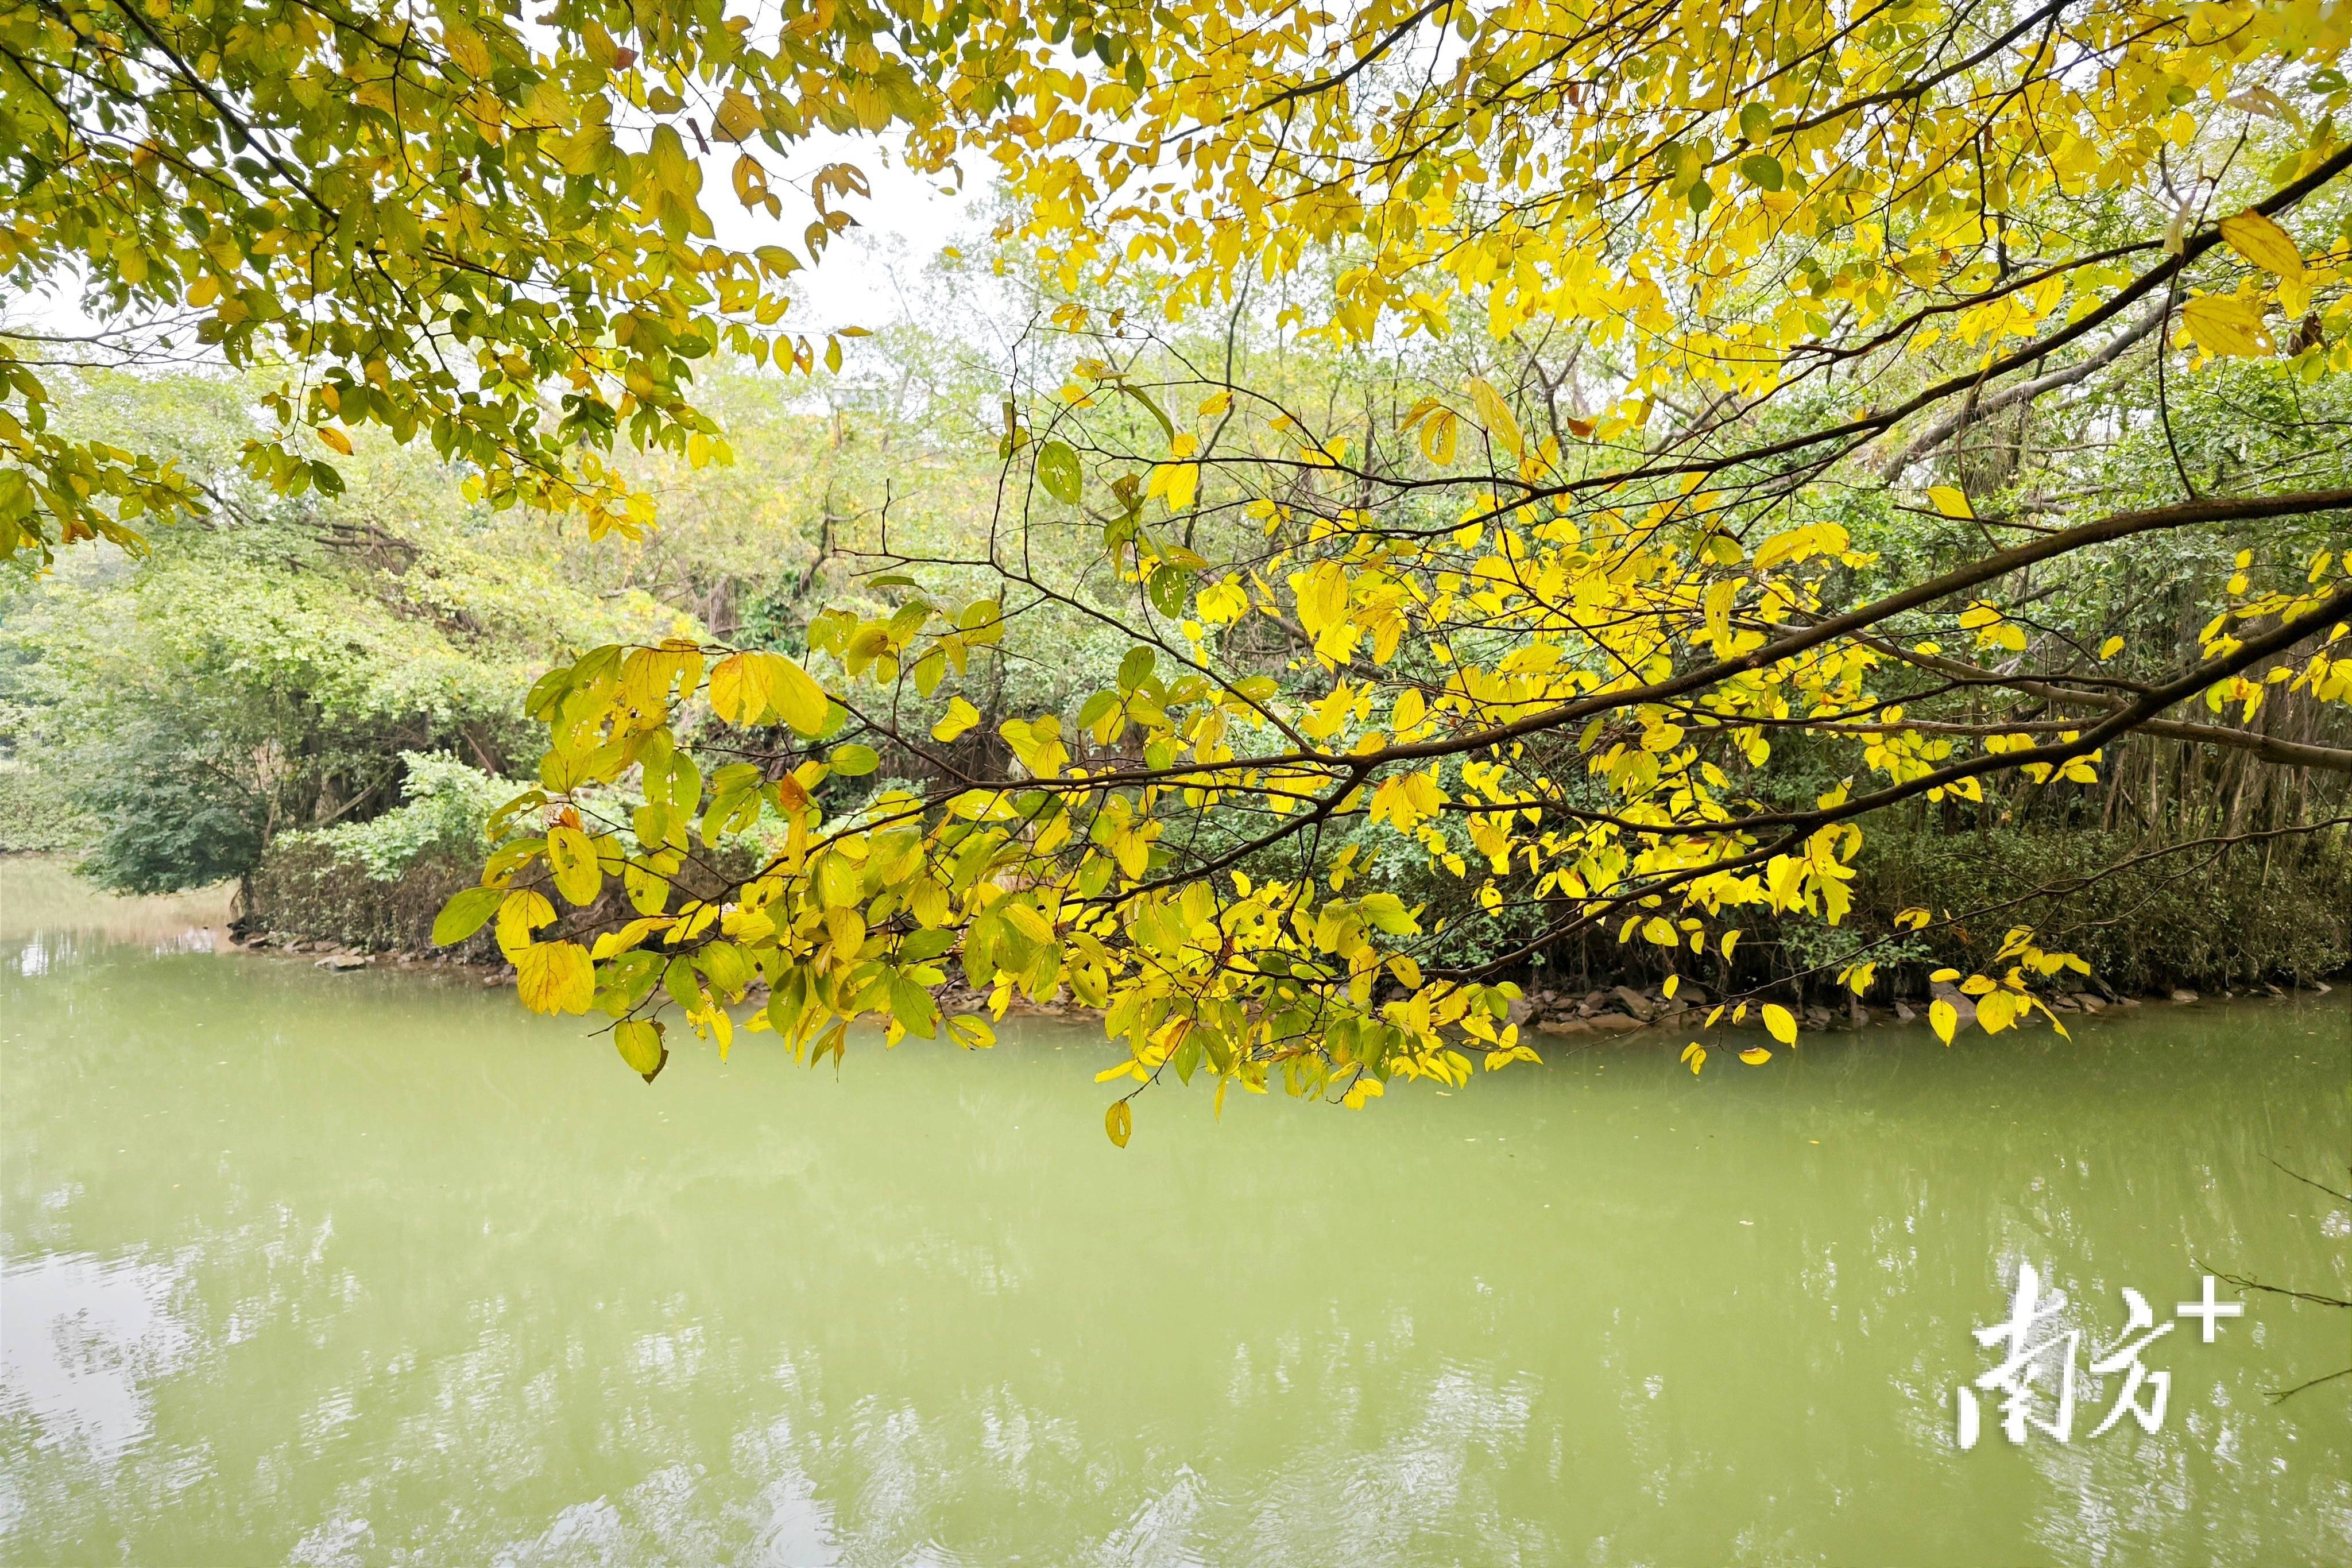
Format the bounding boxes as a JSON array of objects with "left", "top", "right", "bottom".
[
  {"left": 713, "top": 131, "right": 991, "bottom": 331},
  {"left": 4, "top": 130, "right": 988, "bottom": 346}
]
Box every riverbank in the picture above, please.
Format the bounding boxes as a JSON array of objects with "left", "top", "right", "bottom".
[{"left": 10, "top": 850, "right": 2343, "bottom": 1039}]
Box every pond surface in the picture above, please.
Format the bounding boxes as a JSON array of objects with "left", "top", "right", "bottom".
[{"left": 2, "top": 859, "right": 2347, "bottom": 1566}]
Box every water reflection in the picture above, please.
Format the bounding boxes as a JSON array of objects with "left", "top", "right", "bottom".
[
  {"left": 0, "top": 1250, "right": 194, "bottom": 1462},
  {"left": 1, "top": 858, "right": 2346, "bottom": 1565}
]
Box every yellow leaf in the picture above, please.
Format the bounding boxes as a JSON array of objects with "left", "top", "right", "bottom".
[
  {"left": 1418, "top": 406, "right": 1459, "bottom": 466},
  {"left": 2182, "top": 293, "right": 2270, "bottom": 358},
  {"left": 316, "top": 425, "right": 354, "bottom": 455},
  {"left": 932, "top": 696, "right": 981, "bottom": 742},
  {"left": 1929, "top": 998, "right": 1958, "bottom": 1046},
  {"left": 1105, "top": 1099, "right": 1132, "bottom": 1148},
  {"left": 2099, "top": 636, "right": 2125, "bottom": 660},
  {"left": 1739, "top": 1047, "right": 1773, "bottom": 1066},
  {"left": 591, "top": 917, "right": 671, "bottom": 959},
  {"left": 770, "top": 658, "right": 831, "bottom": 735},
  {"left": 713, "top": 88, "right": 763, "bottom": 144},
  {"left": 731, "top": 153, "right": 768, "bottom": 210},
  {"left": 708, "top": 653, "right": 767, "bottom": 724},
  {"left": 1464, "top": 377, "right": 1524, "bottom": 458},
  {"left": 547, "top": 825, "right": 602, "bottom": 906},
  {"left": 1392, "top": 687, "right": 1426, "bottom": 734},
  {"left": 2218, "top": 208, "right": 2305, "bottom": 281},
  {"left": 1153, "top": 460, "right": 1199, "bottom": 512},
  {"left": 440, "top": 22, "right": 492, "bottom": 78},
  {"left": 1761, "top": 1004, "right": 1797, "bottom": 1045},
  {"left": 496, "top": 888, "right": 555, "bottom": 959},
  {"left": 517, "top": 940, "right": 595, "bottom": 1015},
  {"left": 1926, "top": 485, "right": 1972, "bottom": 520}
]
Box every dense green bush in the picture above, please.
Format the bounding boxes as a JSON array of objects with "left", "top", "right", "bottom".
[
  {"left": 1844, "top": 825, "right": 2351, "bottom": 996},
  {"left": 0, "top": 762, "right": 94, "bottom": 854},
  {"left": 276, "top": 753, "right": 511, "bottom": 882},
  {"left": 247, "top": 754, "right": 778, "bottom": 958},
  {"left": 245, "top": 755, "right": 514, "bottom": 955}
]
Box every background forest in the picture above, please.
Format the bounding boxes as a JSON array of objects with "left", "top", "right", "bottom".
[{"left": 4, "top": 228, "right": 2347, "bottom": 1003}]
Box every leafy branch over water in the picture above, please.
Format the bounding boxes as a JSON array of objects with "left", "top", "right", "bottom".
[{"left": 5, "top": 2, "right": 2352, "bottom": 1133}]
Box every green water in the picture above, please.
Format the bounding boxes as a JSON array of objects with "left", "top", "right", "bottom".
[{"left": 2, "top": 862, "right": 2346, "bottom": 1566}]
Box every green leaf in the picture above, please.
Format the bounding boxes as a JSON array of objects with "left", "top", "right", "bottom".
[
  {"left": 432, "top": 885, "right": 505, "bottom": 946},
  {"left": 829, "top": 742, "right": 880, "bottom": 776},
  {"left": 1116, "top": 383, "right": 1174, "bottom": 441},
  {"left": 614, "top": 1019, "right": 667, "bottom": 1081},
  {"left": 818, "top": 852, "right": 864, "bottom": 908},
  {"left": 1037, "top": 439, "right": 1082, "bottom": 504},
  {"left": 695, "top": 940, "right": 753, "bottom": 997},
  {"left": 888, "top": 974, "right": 939, "bottom": 1037},
  {"left": 1739, "top": 153, "right": 1783, "bottom": 191},
  {"left": 663, "top": 955, "right": 702, "bottom": 1011},
  {"left": 1148, "top": 564, "right": 1191, "bottom": 617},
  {"left": 898, "top": 928, "right": 957, "bottom": 961}
]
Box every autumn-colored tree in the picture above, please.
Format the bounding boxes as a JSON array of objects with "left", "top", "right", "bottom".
[{"left": 9, "top": 2, "right": 2352, "bottom": 1136}]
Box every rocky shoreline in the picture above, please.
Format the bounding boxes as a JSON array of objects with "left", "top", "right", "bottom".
[{"left": 235, "top": 928, "right": 2338, "bottom": 1040}]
